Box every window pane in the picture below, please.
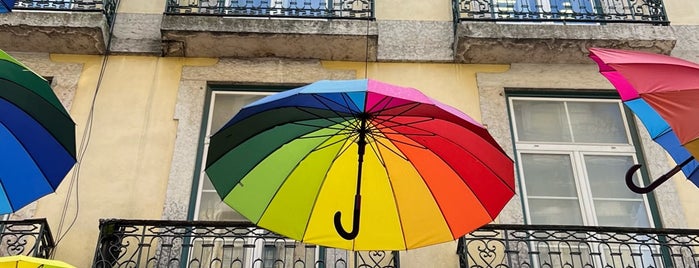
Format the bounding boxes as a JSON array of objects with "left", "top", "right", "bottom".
[
  {"left": 521, "top": 153, "right": 578, "bottom": 197},
  {"left": 198, "top": 192, "right": 248, "bottom": 221},
  {"left": 567, "top": 102, "right": 628, "bottom": 144},
  {"left": 210, "top": 93, "right": 266, "bottom": 134},
  {"left": 513, "top": 100, "right": 572, "bottom": 142},
  {"left": 585, "top": 155, "right": 639, "bottom": 199},
  {"left": 528, "top": 198, "right": 583, "bottom": 225},
  {"left": 593, "top": 200, "right": 650, "bottom": 227}
]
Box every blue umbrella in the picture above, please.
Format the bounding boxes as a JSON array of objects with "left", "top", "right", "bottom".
[
  {"left": 0, "top": 0, "right": 16, "bottom": 13},
  {"left": 0, "top": 49, "right": 76, "bottom": 213}
]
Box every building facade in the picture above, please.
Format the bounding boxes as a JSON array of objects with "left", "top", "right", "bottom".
[{"left": 0, "top": 0, "right": 698, "bottom": 267}]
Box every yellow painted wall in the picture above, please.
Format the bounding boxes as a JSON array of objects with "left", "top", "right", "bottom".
[
  {"left": 664, "top": 0, "right": 699, "bottom": 25},
  {"left": 322, "top": 61, "right": 510, "bottom": 122},
  {"left": 117, "top": 0, "right": 167, "bottom": 13},
  {"left": 32, "top": 55, "right": 215, "bottom": 267},
  {"left": 375, "top": 0, "right": 453, "bottom": 21}
]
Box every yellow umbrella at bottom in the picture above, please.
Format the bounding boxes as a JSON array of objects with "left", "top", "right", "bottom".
[{"left": 0, "top": 256, "right": 76, "bottom": 268}]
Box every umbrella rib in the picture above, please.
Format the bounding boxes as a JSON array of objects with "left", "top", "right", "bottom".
[
  {"left": 382, "top": 118, "right": 516, "bottom": 200},
  {"left": 308, "top": 93, "right": 362, "bottom": 123},
  {"left": 364, "top": 133, "right": 409, "bottom": 250},
  {"left": 0, "top": 121, "right": 49, "bottom": 210},
  {"left": 292, "top": 105, "right": 355, "bottom": 127},
  {"left": 376, "top": 121, "right": 504, "bottom": 238}
]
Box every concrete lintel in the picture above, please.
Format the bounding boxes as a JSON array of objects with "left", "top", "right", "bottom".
[
  {"left": 161, "top": 15, "right": 377, "bottom": 60},
  {"left": 0, "top": 11, "right": 109, "bottom": 54},
  {"left": 455, "top": 22, "right": 677, "bottom": 64}
]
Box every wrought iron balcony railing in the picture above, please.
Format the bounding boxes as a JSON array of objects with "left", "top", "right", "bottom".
[
  {"left": 458, "top": 224, "right": 699, "bottom": 268},
  {"left": 0, "top": 218, "right": 55, "bottom": 258},
  {"left": 165, "top": 0, "right": 374, "bottom": 19},
  {"left": 93, "top": 219, "right": 397, "bottom": 268},
  {"left": 13, "top": 0, "right": 118, "bottom": 26},
  {"left": 454, "top": 0, "right": 669, "bottom": 25}
]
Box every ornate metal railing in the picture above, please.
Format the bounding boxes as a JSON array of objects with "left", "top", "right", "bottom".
[
  {"left": 454, "top": 0, "right": 669, "bottom": 25},
  {"left": 458, "top": 224, "right": 699, "bottom": 268},
  {"left": 13, "top": 0, "right": 118, "bottom": 26},
  {"left": 93, "top": 219, "right": 397, "bottom": 268},
  {"left": 165, "top": 0, "right": 373, "bottom": 19},
  {"left": 0, "top": 218, "right": 55, "bottom": 258}
]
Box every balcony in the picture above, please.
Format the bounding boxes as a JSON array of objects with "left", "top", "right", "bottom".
[
  {"left": 92, "top": 219, "right": 397, "bottom": 267},
  {"left": 161, "top": 0, "right": 377, "bottom": 60},
  {"left": 458, "top": 224, "right": 699, "bottom": 268},
  {"left": 453, "top": 0, "right": 676, "bottom": 64},
  {"left": 0, "top": 218, "right": 55, "bottom": 258},
  {"left": 0, "top": 0, "right": 115, "bottom": 54}
]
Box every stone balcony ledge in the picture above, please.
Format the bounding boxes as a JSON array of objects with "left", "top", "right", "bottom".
[
  {"left": 161, "top": 15, "right": 377, "bottom": 60},
  {"left": 455, "top": 22, "right": 677, "bottom": 64},
  {"left": 0, "top": 10, "right": 109, "bottom": 54}
]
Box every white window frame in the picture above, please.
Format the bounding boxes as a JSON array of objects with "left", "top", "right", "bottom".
[
  {"left": 192, "top": 89, "right": 326, "bottom": 268},
  {"left": 509, "top": 96, "right": 659, "bottom": 268},
  {"left": 509, "top": 96, "right": 655, "bottom": 227}
]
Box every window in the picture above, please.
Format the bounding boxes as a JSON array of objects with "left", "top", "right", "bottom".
[
  {"left": 194, "top": 90, "right": 272, "bottom": 222},
  {"left": 190, "top": 88, "right": 333, "bottom": 267},
  {"left": 509, "top": 96, "right": 659, "bottom": 267}
]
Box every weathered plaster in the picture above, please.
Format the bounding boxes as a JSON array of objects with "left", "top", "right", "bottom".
[
  {"left": 456, "top": 22, "right": 676, "bottom": 64},
  {"left": 161, "top": 16, "right": 378, "bottom": 60},
  {"left": 377, "top": 20, "right": 453, "bottom": 62},
  {"left": 109, "top": 13, "right": 162, "bottom": 55},
  {"left": 0, "top": 11, "right": 108, "bottom": 54},
  {"left": 477, "top": 63, "right": 688, "bottom": 228}
]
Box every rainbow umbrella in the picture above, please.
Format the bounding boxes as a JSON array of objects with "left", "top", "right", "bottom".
[
  {"left": 206, "top": 79, "right": 515, "bottom": 250},
  {"left": 0, "top": 49, "right": 76, "bottom": 213},
  {"left": 0, "top": 0, "right": 15, "bottom": 13},
  {"left": 0, "top": 255, "right": 76, "bottom": 268},
  {"left": 589, "top": 47, "right": 699, "bottom": 193}
]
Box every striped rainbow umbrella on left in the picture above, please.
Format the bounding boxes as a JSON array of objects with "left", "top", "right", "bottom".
[
  {"left": 0, "top": 49, "right": 76, "bottom": 214},
  {"left": 0, "top": 0, "right": 16, "bottom": 13}
]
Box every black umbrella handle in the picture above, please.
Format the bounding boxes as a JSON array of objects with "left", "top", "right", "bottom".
[
  {"left": 334, "top": 195, "right": 361, "bottom": 240},
  {"left": 625, "top": 156, "right": 695, "bottom": 194}
]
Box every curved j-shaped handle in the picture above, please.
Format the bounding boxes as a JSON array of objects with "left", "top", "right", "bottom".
[
  {"left": 334, "top": 195, "right": 361, "bottom": 240},
  {"left": 626, "top": 156, "right": 694, "bottom": 194}
]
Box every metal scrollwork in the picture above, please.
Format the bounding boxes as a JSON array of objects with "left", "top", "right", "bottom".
[
  {"left": 92, "top": 219, "right": 397, "bottom": 268},
  {"left": 0, "top": 219, "right": 55, "bottom": 258},
  {"left": 458, "top": 224, "right": 699, "bottom": 268},
  {"left": 455, "top": 0, "right": 668, "bottom": 24},
  {"left": 165, "top": 0, "right": 373, "bottom": 19}
]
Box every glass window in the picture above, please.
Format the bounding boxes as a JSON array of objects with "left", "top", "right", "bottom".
[
  {"left": 195, "top": 91, "right": 270, "bottom": 221},
  {"left": 511, "top": 97, "right": 651, "bottom": 226},
  {"left": 510, "top": 96, "right": 657, "bottom": 267}
]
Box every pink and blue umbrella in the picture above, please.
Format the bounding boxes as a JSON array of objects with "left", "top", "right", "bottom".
[
  {"left": 0, "top": 49, "right": 76, "bottom": 213},
  {"left": 589, "top": 47, "right": 699, "bottom": 193}
]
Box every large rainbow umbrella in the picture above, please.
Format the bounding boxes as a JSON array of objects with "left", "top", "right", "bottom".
[
  {"left": 205, "top": 79, "right": 514, "bottom": 250},
  {"left": 0, "top": 49, "right": 76, "bottom": 213},
  {"left": 589, "top": 47, "right": 699, "bottom": 193}
]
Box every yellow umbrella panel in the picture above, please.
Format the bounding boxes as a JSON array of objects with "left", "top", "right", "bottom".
[{"left": 0, "top": 256, "right": 76, "bottom": 268}]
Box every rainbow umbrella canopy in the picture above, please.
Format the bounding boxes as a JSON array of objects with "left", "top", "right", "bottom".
[
  {"left": 0, "top": 0, "right": 16, "bottom": 13},
  {"left": 0, "top": 49, "right": 76, "bottom": 213},
  {"left": 589, "top": 47, "right": 699, "bottom": 193},
  {"left": 205, "top": 79, "right": 515, "bottom": 250},
  {"left": 0, "top": 255, "right": 76, "bottom": 268}
]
